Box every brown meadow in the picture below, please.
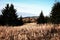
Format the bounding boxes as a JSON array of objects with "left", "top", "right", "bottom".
[{"left": 0, "top": 23, "right": 60, "bottom": 40}]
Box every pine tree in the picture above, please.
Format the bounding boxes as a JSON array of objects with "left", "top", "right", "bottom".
[
  {"left": 50, "top": 2, "right": 60, "bottom": 24},
  {"left": 9, "top": 4, "right": 17, "bottom": 20},
  {"left": 2, "top": 4, "right": 9, "bottom": 25},
  {"left": 8, "top": 4, "right": 18, "bottom": 25},
  {"left": 2, "top": 4, "right": 18, "bottom": 25},
  {"left": 37, "top": 11, "right": 45, "bottom": 24},
  {"left": 1, "top": 4, "right": 24, "bottom": 26}
]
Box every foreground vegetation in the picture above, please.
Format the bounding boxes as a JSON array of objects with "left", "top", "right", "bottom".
[{"left": 0, "top": 23, "right": 60, "bottom": 40}]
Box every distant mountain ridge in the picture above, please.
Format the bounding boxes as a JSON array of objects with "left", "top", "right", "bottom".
[{"left": 17, "top": 12, "right": 37, "bottom": 17}]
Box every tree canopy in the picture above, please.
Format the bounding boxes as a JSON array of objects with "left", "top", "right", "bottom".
[
  {"left": 37, "top": 11, "right": 46, "bottom": 24},
  {"left": 1, "top": 4, "right": 24, "bottom": 26},
  {"left": 50, "top": 2, "right": 60, "bottom": 24}
]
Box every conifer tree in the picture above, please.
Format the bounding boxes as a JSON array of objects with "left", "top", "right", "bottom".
[
  {"left": 2, "top": 4, "right": 9, "bottom": 25},
  {"left": 2, "top": 4, "right": 24, "bottom": 26},
  {"left": 50, "top": 2, "right": 60, "bottom": 24},
  {"left": 37, "top": 11, "right": 45, "bottom": 24},
  {"left": 8, "top": 4, "right": 17, "bottom": 25}
]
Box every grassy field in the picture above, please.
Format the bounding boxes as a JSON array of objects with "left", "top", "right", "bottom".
[{"left": 0, "top": 23, "right": 60, "bottom": 40}]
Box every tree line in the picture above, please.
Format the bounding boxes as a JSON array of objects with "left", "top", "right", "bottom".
[
  {"left": 37, "top": 2, "right": 60, "bottom": 24},
  {"left": 0, "top": 2, "right": 60, "bottom": 26}
]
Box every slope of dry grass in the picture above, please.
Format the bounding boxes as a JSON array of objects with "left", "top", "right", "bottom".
[{"left": 0, "top": 23, "right": 60, "bottom": 40}]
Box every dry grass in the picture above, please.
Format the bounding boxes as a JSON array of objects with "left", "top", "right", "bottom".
[{"left": 0, "top": 23, "right": 60, "bottom": 40}]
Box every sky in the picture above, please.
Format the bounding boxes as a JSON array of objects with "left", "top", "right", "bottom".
[{"left": 0, "top": 0, "right": 59, "bottom": 17}]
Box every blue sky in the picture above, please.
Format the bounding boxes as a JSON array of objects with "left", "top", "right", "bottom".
[{"left": 0, "top": 0, "right": 58, "bottom": 17}]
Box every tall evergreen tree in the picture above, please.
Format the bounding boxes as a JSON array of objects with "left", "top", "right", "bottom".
[
  {"left": 37, "top": 11, "right": 45, "bottom": 24},
  {"left": 2, "top": 4, "right": 18, "bottom": 25},
  {"left": 2, "top": 4, "right": 9, "bottom": 25},
  {"left": 8, "top": 4, "right": 18, "bottom": 25},
  {"left": 50, "top": 2, "right": 60, "bottom": 24},
  {"left": 9, "top": 4, "right": 17, "bottom": 20},
  {"left": 1, "top": 4, "right": 24, "bottom": 26}
]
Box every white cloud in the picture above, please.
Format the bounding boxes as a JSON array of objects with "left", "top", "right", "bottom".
[
  {"left": 0, "top": 2, "right": 52, "bottom": 17},
  {"left": 13, "top": 3, "right": 51, "bottom": 16}
]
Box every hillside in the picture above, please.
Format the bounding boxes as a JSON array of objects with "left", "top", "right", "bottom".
[{"left": 20, "top": 16, "right": 38, "bottom": 23}]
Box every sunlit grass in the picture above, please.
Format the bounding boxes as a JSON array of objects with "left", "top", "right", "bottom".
[{"left": 0, "top": 23, "right": 60, "bottom": 40}]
